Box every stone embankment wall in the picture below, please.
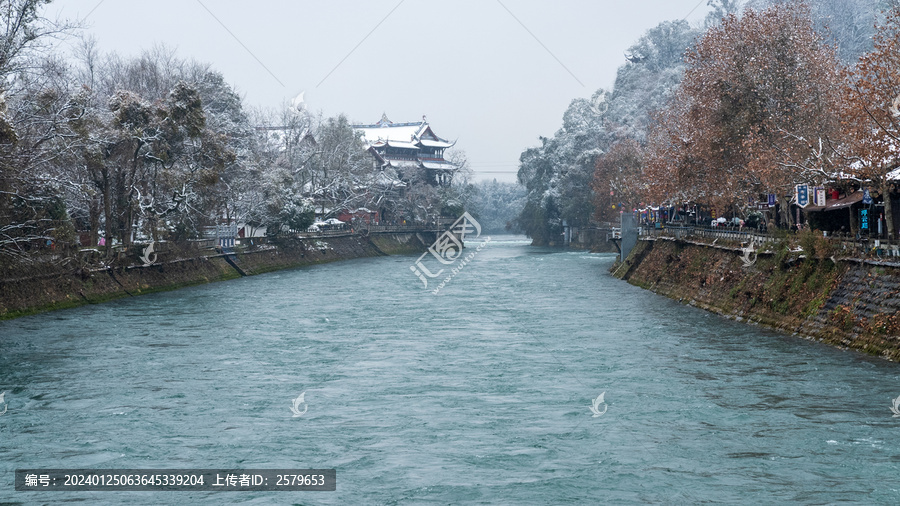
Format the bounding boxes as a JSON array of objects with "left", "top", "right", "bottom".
[
  {"left": 613, "top": 237, "right": 900, "bottom": 361},
  {"left": 369, "top": 232, "right": 437, "bottom": 255},
  {"left": 0, "top": 233, "right": 435, "bottom": 320}
]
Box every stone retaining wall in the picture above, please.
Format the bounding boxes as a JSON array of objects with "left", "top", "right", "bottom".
[
  {"left": 0, "top": 233, "right": 430, "bottom": 320},
  {"left": 614, "top": 238, "right": 900, "bottom": 361}
]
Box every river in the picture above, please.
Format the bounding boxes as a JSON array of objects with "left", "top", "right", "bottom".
[{"left": 2, "top": 235, "right": 900, "bottom": 504}]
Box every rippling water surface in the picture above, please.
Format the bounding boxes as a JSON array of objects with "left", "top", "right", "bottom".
[{"left": 3, "top": 235, "right": 900, "bottom": 504}]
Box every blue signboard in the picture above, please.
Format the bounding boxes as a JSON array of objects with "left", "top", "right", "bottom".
[
  {"left": 863, "top": 189, "right": 873, "bottom": 205},
  {"left": 768, "top": 193, "right": 776, "bottom": 207},
  {"left": 861, "top": 208, "right": 869, "bottom": 230},
  {"left": 796, "top": 184, "right": 809, "bottom": 208}
]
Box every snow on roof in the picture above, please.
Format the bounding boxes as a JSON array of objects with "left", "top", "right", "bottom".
[
  {"left": 422, "top": 161, "right": 457, "bottom": 171},
  {"left": 420, "top": 139, "right": 455, "bottom": 148},
  {"left": 387, "top": 159, "right": 421, "bottom": 169},
  {"left": 386, "top": 140, "right": 420, "bottom": 149},
  {"left": 375, "top": 171, "right": 407, "bottom": 187},
  {"left": 356, "top": 122, "right": 425, "bottom": 146},
  {"left": 352, "top": 115, "right": 453, "bottom": 148}
]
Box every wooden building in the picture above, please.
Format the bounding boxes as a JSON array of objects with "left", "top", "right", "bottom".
[{"left": 353, "top": 114, "right": 458, "bottom": 187}]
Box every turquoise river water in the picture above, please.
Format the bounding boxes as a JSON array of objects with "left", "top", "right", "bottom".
[{"left": 2, "top": 236, "right": 900, "bottom": 504}]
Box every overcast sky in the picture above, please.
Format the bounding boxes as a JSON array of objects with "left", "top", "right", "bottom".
[{"left": 52, "top": 1, "right": 712, "bottom": 182}]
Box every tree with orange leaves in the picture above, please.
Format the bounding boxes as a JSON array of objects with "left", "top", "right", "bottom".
[
  {"left": 592, "top": 138, "right": 644, "bottom": 223},
  {"left": 842, "top": 6, "right": 900, "bottom": 239},
  {"left": 644, "top": 1, "right": 844, "bottom": 222}
]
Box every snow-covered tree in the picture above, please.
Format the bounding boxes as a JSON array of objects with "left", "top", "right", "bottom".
[
  {"left": 0, "top": 1, "right": 82, "bottom": 258},
  {"left": 468, "top": 179, "right": 525, "bottom": 234},
  {"left": 746, "top": 0, "right": 877, "bottom": 62},
  {"left": 306, "top": 114, "right": 371, "bottom": 215},
  {"left": 518, "top": 20, "right": 699, "bottom": 244},
  {"left": 705, "top": 0, "right": 743, "bottom": 27}
]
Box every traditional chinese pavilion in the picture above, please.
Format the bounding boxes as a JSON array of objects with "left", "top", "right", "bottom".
[{"left": 353, "top": 114, "right": 457, "bottom": 187}]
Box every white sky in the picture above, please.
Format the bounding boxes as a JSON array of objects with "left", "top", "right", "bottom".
[{"left": 52, "top": 0, "right": 712, "bottom": 182}]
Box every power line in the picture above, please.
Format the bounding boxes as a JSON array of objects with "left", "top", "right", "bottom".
[{"left": 683, "top": 0, "right": 707, "bottom": 21}]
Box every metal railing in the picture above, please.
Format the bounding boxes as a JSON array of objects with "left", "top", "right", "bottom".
[
  {"left": 650, "top": 225, "right": 775, "bottom": 244},
  {"left": 643, "top": 224, "right": 900, "bottom": 259},
  {"left": 358, "top": 223, "right": 447, "bottom": 233},
  {"left": 294, "top": 229, "right": 355, "bottom": 238}
]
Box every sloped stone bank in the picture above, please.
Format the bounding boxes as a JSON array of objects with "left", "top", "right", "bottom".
[
  {"left": 0, "top": 233, "right": 428, "bottom": 320},
  {"left": 369, "top": 232, "right": 436, "bottom": 255},
  {"left": 614, "top": 238, "right": 900, "bottom": 361}
]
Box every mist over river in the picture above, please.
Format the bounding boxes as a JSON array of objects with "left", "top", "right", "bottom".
[{"left": 3, "top": 236, "right": 900, "bottom": 504}]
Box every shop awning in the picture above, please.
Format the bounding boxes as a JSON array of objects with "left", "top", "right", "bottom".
[
  {"left": 804, "top": 191, "right": 864, "bottom": 212},
  {"left": 824, "top": 191, "right": 864, "bottom": 211}
]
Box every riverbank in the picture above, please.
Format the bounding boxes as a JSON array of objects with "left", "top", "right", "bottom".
[
  {"left": 0, "top": 232, "right": 436, "bottom": 320},
  {"left": 613, "top": 236, "right": 900, "bottom": 361}
]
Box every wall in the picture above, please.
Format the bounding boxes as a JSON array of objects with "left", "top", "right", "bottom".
[
  {"left": 0, "top": 233, "right": 430, "bottom": 320},
  {"left": 369, "top": 232, "right": 436, "bottom": 255},
  {"left": 568, "top": 228, "right": 618, "bottom": 253},
  {"left": 614, "top": 237, "right": 900, "bottom": 361}
]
